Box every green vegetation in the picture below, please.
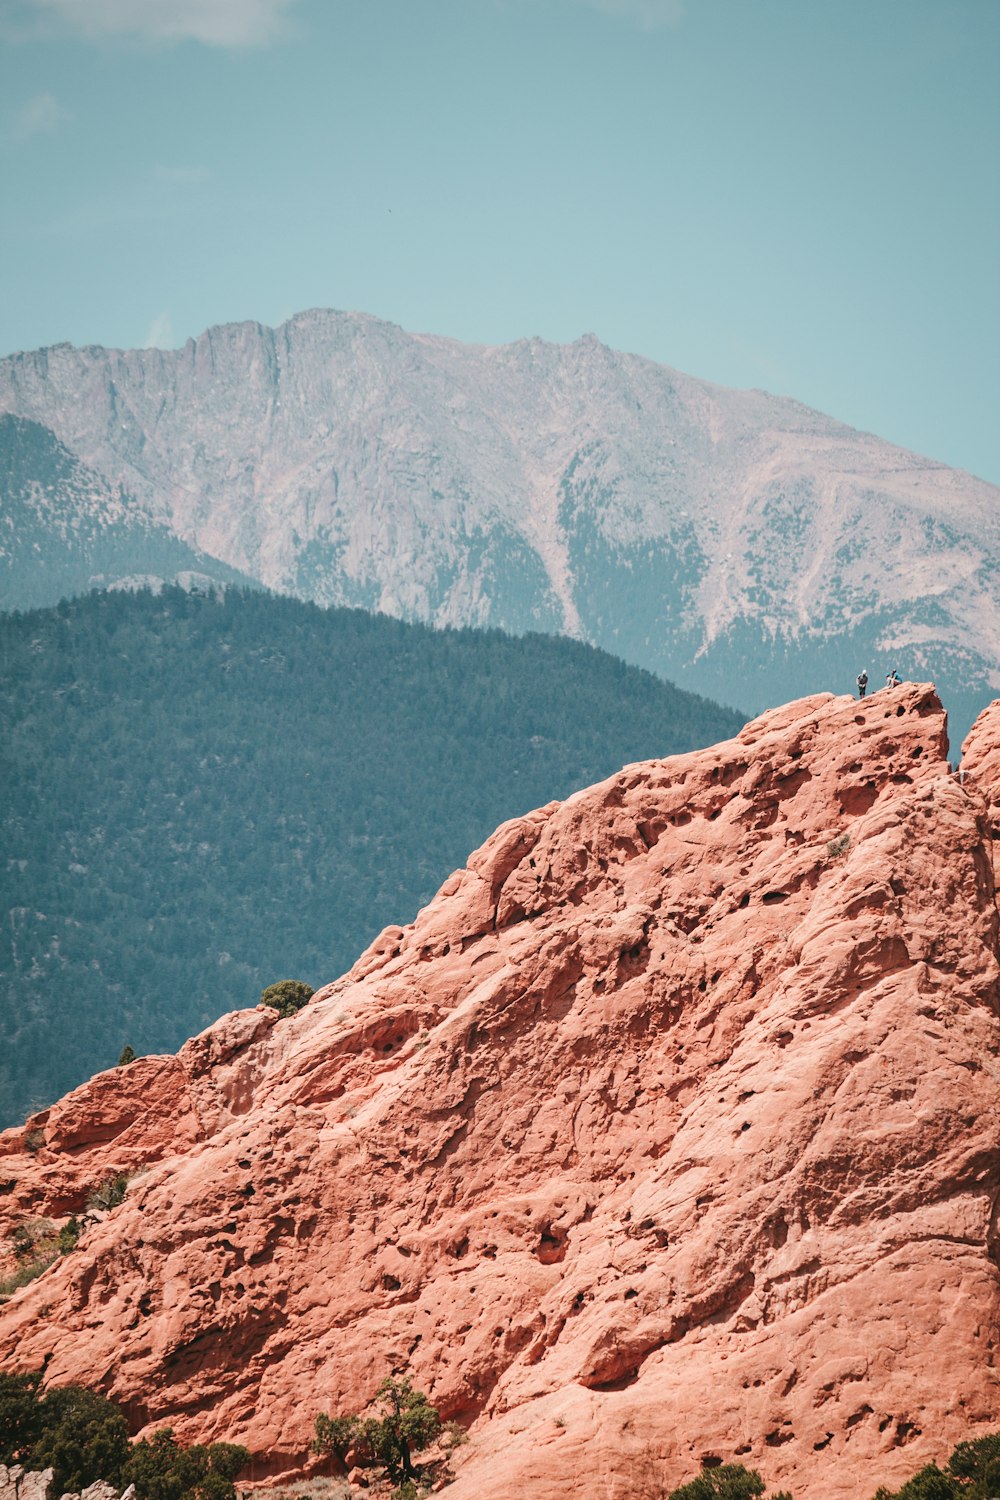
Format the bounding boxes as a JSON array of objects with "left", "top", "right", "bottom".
[
  {"left": 117, "top": 1045, "right": 137, "bottom": 1066},
  {"left": 313, "top": 1378, "right": 444, "bottom": 1490},
  {"left": 86, "top": 1172, "right": 129, "bottom": 1212},
  {"left": 260, "top": 979, "right": 314, "bottom": 1019},
  {"left": 0, "top": 585, "right": 745, "bottom": 1125},
  {"left": 873, "top": 1431, "right": 1000, "bottom": 1497},
  {"left": 0, "top": 1369, "right": 249, "bottom": 1499},
  {"left": 666, "top": 1435, "right": 1000, "bottom": 1500},
  {"left": 668, "top": 1464, "right": 791, "bottom": 1500},
  {"left": 29, "top": 1385, "right": 131, "bottom": 1494},
  {"left": 124, "top": 1428, "right": 250, "bottom": 1500},
  {"left": 0, "top": 1219, "right": 62, "bottom": 1301},
  {"left": 22, "top": 1128, "right": 44, "bottom": 1154}
]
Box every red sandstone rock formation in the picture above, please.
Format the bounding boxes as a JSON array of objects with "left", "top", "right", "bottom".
[{"left": 1, "top": 684, "right": 999, "bottom": 1499}]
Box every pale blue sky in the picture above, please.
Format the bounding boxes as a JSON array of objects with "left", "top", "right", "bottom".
[{"left": 2, "top": 0, "right": 998, "bottom": 482}]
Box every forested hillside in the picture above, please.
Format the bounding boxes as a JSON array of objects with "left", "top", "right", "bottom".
[{"left": 0, "top": 587, "right": 744, "bottom": 1125}]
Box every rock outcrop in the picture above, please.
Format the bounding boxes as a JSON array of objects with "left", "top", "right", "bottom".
[{"left": 1, "top": 684, "right": 999, "bottom": 1499}]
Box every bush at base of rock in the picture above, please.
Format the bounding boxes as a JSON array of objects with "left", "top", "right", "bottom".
[
  {"left": 872, "top": 1432, "right": 1000, "bottom": 1498},
  {"left": 123, "top": 1428, "right": 250, "bottom": 1500},
  {"left": 28, "top": 1386, "right": 130, "bottom": 1495},
  {"left": 0, "top": 1372, "right": 249, "bottom": 1500},
  {"left": 667, "top": 1464, "right": 792, "bottom": 1500},
  {"left": 313, "top": 1378, "right": 442, "bottom": 1487}
]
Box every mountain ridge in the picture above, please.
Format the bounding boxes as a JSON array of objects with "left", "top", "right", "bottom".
[{"left": 1, "top": 309, "right": 996, "bottom": 738}]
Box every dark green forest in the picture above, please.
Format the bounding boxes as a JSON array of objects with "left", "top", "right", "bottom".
[{"left": 0, "top": 586, "right": 745, "bottom": 1126}]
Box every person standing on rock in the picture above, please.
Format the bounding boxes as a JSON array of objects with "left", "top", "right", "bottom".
[
  {"left": 886, "top": 668, "right": 902, "bottom": 688},
  {"left": 856, "top": 669, "right": 868, "bottom": 699}
]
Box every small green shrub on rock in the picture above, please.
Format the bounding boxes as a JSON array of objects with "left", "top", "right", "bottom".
[
  {"left": 313, "top": 1378, "right": 443, "bottom": 1487},
  {"left": 669, "top": 1466, "right": 791, "bottom": 1500},
  {"left": 260, "top": 980, "right": 314, "bottom": 1019},
  {"left": 0, "top": 1220, "right": 60, "bottom": 1300},
  {"left": 669, "top": 1464, "right": 766, "bottom": 1500},
  {"left": 87, "top": 1171, "right": 129, "bottom": 1211},
  {"left": 118, "top": 1045, "right": 137, "bottom": 1066}
]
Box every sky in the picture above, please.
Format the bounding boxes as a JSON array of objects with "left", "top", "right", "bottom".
[{"left": 1, "top": 0, "right": 998, "bottom": 484}]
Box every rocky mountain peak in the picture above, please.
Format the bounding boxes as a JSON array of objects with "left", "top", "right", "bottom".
[{"left": 1, "top": 313, "right": 997, "bottom": 738}]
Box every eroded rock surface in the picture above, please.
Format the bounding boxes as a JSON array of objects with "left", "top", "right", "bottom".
[{"left": 1, "top": 685, "right": 999, "bottom": 1499}]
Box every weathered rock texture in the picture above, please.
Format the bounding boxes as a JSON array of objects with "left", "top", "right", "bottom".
[
  {"left": 1, "top": 312, "right": 998, "bottom": 732},
  {"left": 2, "top": 684, "right": 999, "bottom": 1499},
  {"left": 0, "top": 1469, "right": 131, "bottom": 1500}
]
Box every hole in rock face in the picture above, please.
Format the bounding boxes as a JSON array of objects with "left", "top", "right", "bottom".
[
  {"left": 855, "top": 715, "right": 865, "bottom": 725},
  {"left": 381, "top": 1273, "right": 401, "bottom": 1291},
  {"left": 702, "top": 1456, "right": 723, "bottom": 1469},
  {"left": 897, "top": 705, "right": 906, "bottom": 716},
  {"left": 838, "top": 781, "right": 878, "bottom": 816},
  {"left": 765, "top": 1429, "right": 795, "bottom": 1447},
  {"left": 738, "top": 893, "right": 750, "bottom": 909},
  {"left": 846, "top": 1405, "right": 873, "bottom": 1429},
  {"left": 735, "top": 1444, "right": 752, "bottom": 1456},
  {"left": 814, "top": 1433, "right": 834, "bottom": 1451},
  {"left": 709, "top": 807, "right": 722, "bottom": 821},
  {"left": 537, "top": 1227, "right": 568, "bottom": 1264},
  {"left": 237, "top": 1159, "right": 251, "bottom": 1169},
  {"left": 740, "top": 1122, "right": 751, "bottom": 1133},
  {"left": 762, "top": 891, "right": 789, "bottom": 905},
  {"left": 624, "top": 1288, "right": 638, "bottom": 1300},
  {"left": 138, "top": 1294, "right": 153, "bottom": 1317}
]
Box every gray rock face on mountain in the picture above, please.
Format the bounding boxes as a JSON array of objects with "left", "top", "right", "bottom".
[
  {"left": 0, "top": 415, "right": 255, "bottom": 610},
  {"left": 1, "top": 310, "right": 996, "bottom": 732}
]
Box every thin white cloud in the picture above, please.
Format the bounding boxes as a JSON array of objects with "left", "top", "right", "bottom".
[
  {"left": 143, "top": 312, "right": 175, "bottom": 349},
  {"left": 583, "top": 0, "right": 684, "bottom": 28},
  {"left": 27, "top": 0, "right": 299, "bottom": 48},
  {"left": 10, "top": 90, "right": 70, "bottom": 139}
]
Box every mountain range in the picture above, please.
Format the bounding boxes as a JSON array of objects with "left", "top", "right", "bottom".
[{"left": 1, "top": 310, "right": 997, "bottom": 739}]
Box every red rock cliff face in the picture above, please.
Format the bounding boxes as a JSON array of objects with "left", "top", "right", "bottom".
[{"left": 2, "top": 684, "right": 999, "bottom": 1499}]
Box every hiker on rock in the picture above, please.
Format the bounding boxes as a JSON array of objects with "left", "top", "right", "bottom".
[
  {"left": 886, "top": 668, "right": 902, "bottom": 689},
  {"left": 856, "top": 669, "right": 868, "bottom": 699}
]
